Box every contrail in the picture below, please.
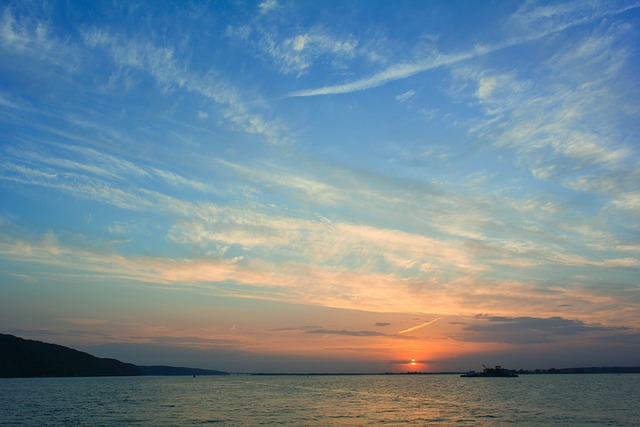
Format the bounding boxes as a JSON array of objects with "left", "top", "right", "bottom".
[
  {"left": 398, "top": 317, "right": 444, "bottom": 334},
  {"left": 287, "top": 2, "right": 640, "bottom": 98},
  {"left": 287, "top": 50, "right": 476, "bottom": 98}
]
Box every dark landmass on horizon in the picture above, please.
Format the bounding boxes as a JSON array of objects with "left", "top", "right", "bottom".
[
  {"left": 1, "top": 333, "right": 638, "bottom": 378},
  {"left": 0, "top": 334, "right": 228, "bottom": 378},
  {"left": 138, "top": 365, "right": 228, "bottom": 376},
  {"left": 0, "top": 333, "right": 140, "bottom": 378}
]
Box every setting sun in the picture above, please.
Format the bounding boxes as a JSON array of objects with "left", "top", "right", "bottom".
[{"left": 410, "top": 359, "right": 416, "bottom": 366}]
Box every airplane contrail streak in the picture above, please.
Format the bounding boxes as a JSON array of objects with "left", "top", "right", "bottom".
[{"left": 398, "top": 317, "right": 444, "bottom": 334}]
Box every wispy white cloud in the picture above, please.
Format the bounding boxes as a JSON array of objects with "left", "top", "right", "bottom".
[
  {"left": 395, "top": 89, "right": 415, "bottom": 103},
  {"left": 230, "top": 22, "right": 361, "bottom": 76},
  {"left": 456, "top": 18, "right": 639, "bottom": 238},
  {"left": 1, "top": 142, "right": 210, "bottom": 210},
  {"left": 262, "top": 27, "right": 358, "bottom": 75},
  {"left": 490, "top": 258, "right": 540, "bottom": 269},
  {"left": 9, "top": 272, "right": 37, "bottom": 283},
  {"left": 287, "top": 1, "right": 640, "bottom": 97},
  {"left": 3, "top": 134, "right": 636, "bottom": 300},
  {"left": 3, "top": 227, "right": 638, "bottom": 322},
  {"left": 214, "top": 159, "right": 351, "bottom": 206},
  {"left": 226, "top": 2, "right": 389, "bottom": 77},
  {"left": 258, "top": 0, "right": 278, "bottom": 15},
  {"left": 82, "top": 28, "right": 291, "bottom": 145},
  {"left": 0, "top": 5, "right": 82, "bottom": 75},
  {"left": 506, "top": 0, "right": 640, "bottom": 36},
  {"left": 7, "top": 143, "right": 149, "bottom": 182},
  {"left": 566, "top": 172, "right": 640, "bottom": 218},
  {"left": 0, "top": 90, "right": 30, "bottom": 111}
]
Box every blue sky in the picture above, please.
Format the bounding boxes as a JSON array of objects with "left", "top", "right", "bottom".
[{"left": 1, "top": 0, "right": 639, "bottom": 373}]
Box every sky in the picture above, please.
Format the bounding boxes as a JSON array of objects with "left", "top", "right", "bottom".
[{"left": 1, "top": 0, "right": 639, "bottom": 374}]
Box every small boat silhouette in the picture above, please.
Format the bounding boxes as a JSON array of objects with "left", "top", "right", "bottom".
[{"left": 461, "top": 365, "right": 518, "bottom": 377}]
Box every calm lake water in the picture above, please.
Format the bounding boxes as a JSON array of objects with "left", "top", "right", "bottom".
[{"left": 1, "top": 374, "right": 638, "bottom": 426}]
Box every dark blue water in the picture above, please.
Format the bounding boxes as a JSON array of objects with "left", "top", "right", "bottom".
[{"left": 1, "top": 374, "right": 638, "bottom": 426}]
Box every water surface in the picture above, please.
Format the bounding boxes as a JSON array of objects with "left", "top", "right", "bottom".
[{"left": 1, "top": 374, "right": 638, "bottom": 425}]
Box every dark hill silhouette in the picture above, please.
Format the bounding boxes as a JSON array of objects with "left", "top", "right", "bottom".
[
  {"left": 138, "top": 365, "right": 228, "bottom": 376},
  {"left": 0, "top": 333, "right": 140, "bottom": 378},
  {"left": 0, "top": 334, "right": 229, "bottom": 378}
]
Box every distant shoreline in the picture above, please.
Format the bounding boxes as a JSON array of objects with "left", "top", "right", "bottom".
[
  {"left": 245, "top": 367, "right": 640, "bottom": 376},
  {"left": 2, "top": 333, "right": 639, "bottom": 378}
]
